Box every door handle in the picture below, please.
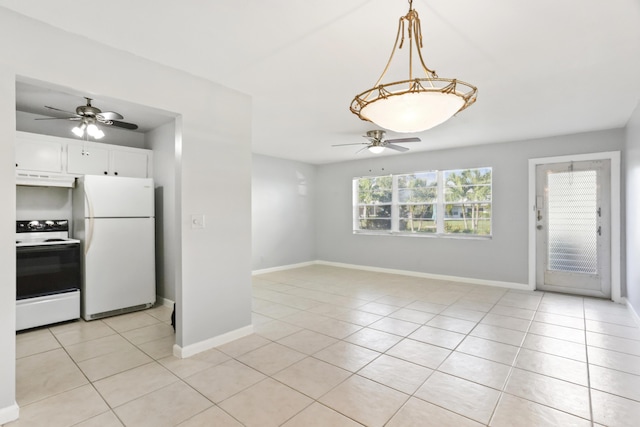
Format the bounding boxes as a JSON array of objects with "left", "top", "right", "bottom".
[
  {"left": 597, "top": 226, "right": 601, "bottom": 236},
  {"left": 536, "top": 225, "right": 543, "bottom": 230},
  {"left": 537, "top": 210, "right": 543, "bottom": 221}
]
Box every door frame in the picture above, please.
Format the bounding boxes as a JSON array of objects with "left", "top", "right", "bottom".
[{"left": 528, "top": 151, "right": 621, "bottom": 302}]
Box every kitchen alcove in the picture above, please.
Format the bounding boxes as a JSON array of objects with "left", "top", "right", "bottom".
[{"left": 15, "top": 78, "right": 181, "bottom": 319}]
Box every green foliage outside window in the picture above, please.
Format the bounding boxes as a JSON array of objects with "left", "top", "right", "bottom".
[
  {"left": 354, "top": 168, "right": 492, "bottom": 236},
  {"left": 444, "top": 168, "right": 492, "bottom": 234},
  {"left": 357, "top": 175, "right": 392, "bottom": 230}
]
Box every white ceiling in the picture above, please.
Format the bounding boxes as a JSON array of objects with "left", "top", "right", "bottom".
[
  {"left": 15, "top": 80, "right": 177, "bottom": 133},
  {"left": 2, "top": 0, "right": 640, "bottom": 164}
]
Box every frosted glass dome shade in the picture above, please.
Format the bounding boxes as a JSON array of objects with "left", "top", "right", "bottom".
[{"left": 360, "top": 91, "right": 465, "bottom": 133}]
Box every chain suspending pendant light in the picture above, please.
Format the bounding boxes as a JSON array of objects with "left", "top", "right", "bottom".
[{"left": 350, "top": 0, "right": 477, "bottom": 133}]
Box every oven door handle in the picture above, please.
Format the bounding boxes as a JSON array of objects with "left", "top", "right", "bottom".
[{"left": 17, "top": 243, "right": 80, "bottom": 254}]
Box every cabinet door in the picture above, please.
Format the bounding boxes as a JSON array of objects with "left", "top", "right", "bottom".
[
  {"left": 15, "top": 139, "right": 63, "bottom": 172},
  {"left": 67, "top": 144, "right": 110, "bottom": 176},
  {"left": 110, "top": 150, "right": 148, "bottom": 178}
]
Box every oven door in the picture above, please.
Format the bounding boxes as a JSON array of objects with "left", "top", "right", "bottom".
[{"left": 16, "top": 243, "right": 81, "bottom": 299}]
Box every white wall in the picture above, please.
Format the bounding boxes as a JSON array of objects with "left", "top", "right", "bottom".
[
  {"left": 0, "top": 64, "right": 17, "bottom": 424},
  {"left": 146, "top": 121, "right": 177, "bottom": 302},
  {"left": 0, "top": 8, "right": 251, "bottom": 422},
  {"left": 16, "top": 186, "right": 72, "bottom": 222},
  {"left": 625, "top": 102, "right": 640, "bottom": 316},
  {"left": 252, "top": 154, "right": 316, "bottom": 270},
  {"left": 316, "top": 129, "right": 625, "bottom": 286}
]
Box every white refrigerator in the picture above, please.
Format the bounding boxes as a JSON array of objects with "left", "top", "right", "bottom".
[{"left": 73, "top": 175, "right": 156, "bottom": 320}]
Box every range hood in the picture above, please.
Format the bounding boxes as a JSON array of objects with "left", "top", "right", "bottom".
[{"left": 16, "top": 172, "right": 77, "bottom": 188}]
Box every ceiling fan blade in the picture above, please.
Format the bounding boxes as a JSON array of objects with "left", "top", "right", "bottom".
[
  {"left": 362, "top": 136, "right": 379, "bottom": 142},
  {"left": 97, "top": 111, "right": 124, "bottom": 121},
  {"left": 386, "top": 137, "right": 421, "bottom": 144},
  {"left": 34, "top": 116, "right": 80, "bottom": 121},
  {"left": 108, "top": 120, "right": 139, "bottom": 130},
  {"left": 332, "top": 142, "right": 368, "bottom": 147},
  {"left": 355, "top": 146, "right": 369, "bottom": 154},
  {"left": 386, "top": 143, "right": 410, "bottom": 152},
  {"left": 44, "top": 105, "right": 78, "bottom": 116}
]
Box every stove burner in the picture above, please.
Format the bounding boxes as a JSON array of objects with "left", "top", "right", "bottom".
[{"left": 16, "top": 220, "right": 76, "bottom": 247}]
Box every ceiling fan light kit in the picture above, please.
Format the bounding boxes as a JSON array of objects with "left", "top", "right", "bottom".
[
  {"left": 36, "top": 97, "right": 138, "bottom": 140},
  {"left": 86, "top": 123, "right": 103, "bottom": 138},
  {"left": 350, "top": 0, "right": 477, "bottom": 133},
  {"left": 71, "top": 122, "right": 86, "bottom": 137},
  {"left": 72, "top": 118, "right": 105, "bottom": 139},
  {"left": 332, "top": 129, "right": 420, "bottom": 154},
  {"left": 368, "top": 145, "right": 386, "bottom": 154}
]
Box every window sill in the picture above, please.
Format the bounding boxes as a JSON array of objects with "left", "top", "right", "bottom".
[{"left": 353, "top": 231, "right": 492, "bottom": 240}]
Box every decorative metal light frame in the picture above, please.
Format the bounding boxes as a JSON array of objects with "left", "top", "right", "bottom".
[{"left": 350, "top": 0, "right": 477, "bottom": 133}]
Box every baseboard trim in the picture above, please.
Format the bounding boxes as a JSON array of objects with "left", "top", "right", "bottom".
[
  {"left": 252, "top": 261, "right": 316, "bottom": 276},
  {"left": 0, "top": 402, "right": 19, "bottom": 424},
  {"left": 314, "top": 260, "right": 530, "bottom": 290},
  {"left": 173, "top": 324, "right": 254, "bottom": 359},
  {"left": 626, "top": 298, "right": 640, "bottom": 328},
  {"left": 155, "top": 296, "right": 175, "bottom": 308},
  {"left": 252, "top": 260, "right": 529, "bottom": 290}
]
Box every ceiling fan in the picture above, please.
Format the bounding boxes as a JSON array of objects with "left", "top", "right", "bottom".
[
  {"left": 332, "top": 130, "right": 421, "bottom": 154},
  {"left": 36, "top": 97, "right": 139, "bottom": 132}
]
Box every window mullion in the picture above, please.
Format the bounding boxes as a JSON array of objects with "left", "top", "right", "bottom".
[
  {"left": 436, "top": 171, "right": 444, "bottom": 234},
  {"left": 392, "top": 175, "right": 399, "bottom": 232},
  {"left": 352, "top": 179, "right": 359, "bottom": 231}
]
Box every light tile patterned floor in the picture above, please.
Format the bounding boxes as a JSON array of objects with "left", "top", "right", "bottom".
[{"left": 6, "top": 265, "right": 640, "bottom": 426}]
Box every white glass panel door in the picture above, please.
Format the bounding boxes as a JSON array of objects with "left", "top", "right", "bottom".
[{"left": 536, "top": 160, "right": 611, "bottom": 297}]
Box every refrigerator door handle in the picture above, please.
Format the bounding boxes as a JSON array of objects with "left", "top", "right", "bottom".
[{"left": 85, "top": 191, "right": 94, "bottom": 255}]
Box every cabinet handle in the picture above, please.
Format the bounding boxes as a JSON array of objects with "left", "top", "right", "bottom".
[
  {"left": 104, "top": 171, "right": 108, "bottom": 175},
  {"left": 114, "top": 172, "right": 118, "bottom": 176},
  {"left": 16, "top": 163, "right": 18, "bottom": 167}
]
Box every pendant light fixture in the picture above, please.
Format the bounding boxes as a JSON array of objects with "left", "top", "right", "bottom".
[{"left": 350, "top": 0, "right": 477, "bottom": 133}]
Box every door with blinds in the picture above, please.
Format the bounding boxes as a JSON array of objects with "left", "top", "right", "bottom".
[{"left": 535, "top": 160, "right": 611, "bottom": 297}]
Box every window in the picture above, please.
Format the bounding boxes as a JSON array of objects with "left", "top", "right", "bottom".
[
  {"left": 443, "top": 168, "right": 492, "bottom": 235},
  {"left": 355, "top": 175, "right": 392, "bottom": 231},
  {"left": 398, "top": 172, "right": 438, "bottom": 233},
  {"left": 354, "top": 167, "right": 492, "bottom": 236}
]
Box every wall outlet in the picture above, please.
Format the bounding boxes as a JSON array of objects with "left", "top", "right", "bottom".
[{"left": 191, "top": 214, "right": 205, "bottom": 229}]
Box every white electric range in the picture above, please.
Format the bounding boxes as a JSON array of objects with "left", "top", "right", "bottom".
[{"left": 16, "top": 220, "right": 82, "bottom": 331}]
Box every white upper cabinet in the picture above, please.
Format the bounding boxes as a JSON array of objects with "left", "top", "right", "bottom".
[
  {"left": 15, "top": 132, "right": 153, "bottom": 179},
  {"left": 15, "top": 133, "right": 63, "bottom": 173},
  {"left": 67, "top": 141, "right": 151, "bottom": 178},
  {"left": 110, "top": 149, "right": 148, "bottom": 178},
  {"left": 67, "top": 144, "right": 110, "bottom": 176}
]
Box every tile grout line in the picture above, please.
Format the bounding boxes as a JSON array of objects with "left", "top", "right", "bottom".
[
  {"left": 17, "top": 270, "right": 640, "bottom": 426},
  {"left": 256, "top": 271, "right": 640, "bottom": 425},
  {"left": 258, "top": 278, "right": 371, "bottom": 427},
  {"left": 472, "top": 288, "right": 534, "bottom": 426},
  {"left": 388, "top": 288, "right": 504, "bottom": 427},
  {"left": 583, "top": 298, "right": 596, "bottom": 427}
]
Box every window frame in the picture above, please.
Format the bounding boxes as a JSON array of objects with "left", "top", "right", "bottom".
[
  {"left": 396, "top": 172, "right": 438, "bottom": 234},
  {"left": 352, "top": 174, "right": 393, "bottom": 233},
  {"left": 353, "top": 167, "right": 493, "bottom": 238}
]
